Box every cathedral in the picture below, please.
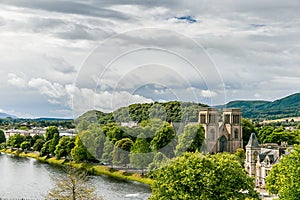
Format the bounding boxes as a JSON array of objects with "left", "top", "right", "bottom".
[{"left": 198, "top": 108, "right": 243, "bottom": 153}]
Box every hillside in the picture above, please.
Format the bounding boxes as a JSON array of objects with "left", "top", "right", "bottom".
[
  {"left": 221, "top": 93, "right": 300, "bottom": 120},
  {"left": 0, "top": 112, "right": 17, "bottom": 119},
  {"left": 76, "top": 101, "right": 208, "bottom": 124}
]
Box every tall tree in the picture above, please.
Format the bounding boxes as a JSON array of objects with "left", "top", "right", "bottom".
[
  {"left": 242, "top": 118, "right": 257, "bottom": 147},
  {"left": 71, "top": 136, "right": 93, "bottom": 162},
  {"left": 45, "top": 126, "right": 59, "bottom": 141},
  {"left": 112, "top": 138, "right": 133, "bottom": 166},
  {"left": 101, "top": 137, "right": 114, "bottom": 165},
  {"left": 0, "top": 130, "right": 6, "bottom": 143},
  {"left": 175, "top": 124, "right": 205, "bottom": 156},
  {"left": 150, "top": 122, "right": 175, "bottom": 157},
  {"left": 266, "top": 145, "right": 300, "bottom": 200},
  {"left": 49, "top": 132, "right": 60, "bottom": 156},
  {"left": 150, "top": 152, "right": 258, "bottom": 200},
  {"left": 130, "top": 133, "right": 154, "bottom": 173}
]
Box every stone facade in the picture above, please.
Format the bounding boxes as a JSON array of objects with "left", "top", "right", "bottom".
[
  {"left": 198, "top": 108, "right": 243, "bottom": 153},
  {"left": 245, "top": 133, "right": 288, "bottom": 188}
]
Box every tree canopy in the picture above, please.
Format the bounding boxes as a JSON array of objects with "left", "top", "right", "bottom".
[
  {"left": 150, "top": 152, "right": 258, "bottom": 200},
  {"left": 175, "top": 124, "right": 205, "bottom": 156},
  {"left": 0, "top": 130, "right": 6, "bottom": 143},
  {"left": 266, "top": 145, "right": 300, "bottom": 200}
]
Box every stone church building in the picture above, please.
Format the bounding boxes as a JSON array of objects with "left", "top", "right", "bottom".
[{"left": 198, "top": 108, "right": 243, "bottom": 153}]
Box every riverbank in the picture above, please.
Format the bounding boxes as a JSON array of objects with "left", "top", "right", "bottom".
[{"left": 0, "top": 149, "right": 153, "bottom": 186}]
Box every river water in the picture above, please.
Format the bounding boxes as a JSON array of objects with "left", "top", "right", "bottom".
[{"left": 0, "top": 153, "right": 151, "bottom": 199}]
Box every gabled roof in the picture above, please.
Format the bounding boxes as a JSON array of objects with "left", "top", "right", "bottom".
[{"left": 246, "top": 132, "right": 260, "bottom": 148}]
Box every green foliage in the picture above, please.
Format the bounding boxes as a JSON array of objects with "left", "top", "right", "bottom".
[
  {"left": 102, "top": 122, "right": 125, "bottom": 142},
  {"left": 101, "top": 137, "right": 114, "bottom": 164},
  {"left": 77, "top": 120, "right": 91, "bottom": 132},
  {"left": 32, "top": 138, "right": 44, "bottom": 151},
  {"left": 6, "top": 134, "right": 26, "bottom": 148},
  {"left": 55, "top": 136, "right": 74, "bottom": 159},
  {"left": 257, "top": 125, "right": 299, "bottom": 145},
  {"left": 71, "top": 136, "right": 94, "bottom": 162},
  {"left": 112, "top": 101, "right": 207, "bottom": 123},
  {"left": 266, "top": 145, "right": 300, "bottom": 200},
  {"left": 113, "top": 138, "right": 133, "bottom": 165},
  {"left": 30, "top": 134, "right": 43, "bottom": 146},
  {"left": 220, "top": 93, "right": 300, "bottom": 120},
  {"left": 242, "top": 119, "right": 257, "bottom": 147},
  {"left": 130, "top": 133, "right": 154, "bottom": 170},
  {"left": 49, "top": 132, "right": 60, "bottom": 155},
  {"left": 20, "top": 141, "right": 31, "bottom": 150},
  {"left": 175, "top": 124, "right": 205, "bottom": 156},
  {"left": 150, "top": 122, "right": 175, "bottom": 157},
  {"left": 147, "top": 152, "right": 169, "bottom": 174},
  {"left": 150, "top": 152, "right": 258, "bottom": 200},
  {"left": 80, "top": 124, "right": 106, "bottom": 161},
  {"left": 40, "top": 140, "right": 51, "bottom": 156},
  {"left": 0, "top": 130, "right": 6, "bottom": 143},
  {"left": 45, "top": 126, "right": 59, "bottom": 141},
  {"left": 235, "top": 148, "right": 246, "bottom": 166}
]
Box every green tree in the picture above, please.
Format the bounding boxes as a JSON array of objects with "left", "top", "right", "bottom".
[
  {"left": 266, "top": 145, "right": 300, "bottom": 199},
  {"left": 150, "top": 122, "right": 175, "bottom": 153},
  {"left": 45, "top": 126, "right": 59, "bottom": 141},
  {"left": 102, "top": 122, "right": 124, "bottom": 142},
  {"left": 77, "top": 120, "right": 91, "bottom": 132},
  {"left": 258, "top": 125, "right": 275, "bottom": 143},
  {"left": 49, "top": 132, "right": 60, "bottom": 156},
  {"left": 147, "top": 152, "right": 169, "bottom": 174},
  {"left": 235, "top": 148, "right": 246, "bottom": 166},
  {"left": 40, "top": 140, "right": 51, "bottom": 156},
  {"left": 130, "top": 133, "right": 154, "bottom": 173},
  {"left": 175, "top": 124, "right": 205, "bottom": 156},
  {"left": 112, "top": 138, "right": 133, "bottom": 166},
  {"left": 0, "top": 130, "right": 6, "bottom": 143},
  {"left": 242, "top": 119, "right": 257, "bottom": 147},
  {"left": 101, "top": 137, "right": 114, "bottom": 165},
  {"left": 20, "top": 141, "right": 31, "bottom": 150},
  {"left": 55, "top": 136, "right": 74, "bottom": 159},
  {"left": 33, "top": 138, "right": 44, "bottom": 152},
  {"left": 48, "top": 167, "right": 102, "bottom": 200},
  {"left": 7, "top": 134, "right": 26, "bottom": 148},
  {"left": 150, "top": 152, "right": 258, "bottom": 200},
  {"left": 30, "top": 134, "right": 43, "bottom": 146},
  {"left": 71, "top": 136, "right": 93, "bottom": 162}
]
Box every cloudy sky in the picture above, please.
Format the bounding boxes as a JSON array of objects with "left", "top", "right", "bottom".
[{"left": 0, "top": 0, "right": 299, "bottom": 118}]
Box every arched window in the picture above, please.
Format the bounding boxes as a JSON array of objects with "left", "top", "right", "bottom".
[{"left": 234, "top": 128, "right": 239, "bottom": 140}]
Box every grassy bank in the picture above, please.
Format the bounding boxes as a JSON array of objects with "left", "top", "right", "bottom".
[{"left": 0, "top": 149, "right": 153, "bottom": 186}]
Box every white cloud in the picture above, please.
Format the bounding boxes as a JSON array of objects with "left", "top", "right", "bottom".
[
  {"left": 0, "top": 0, "right": 299, "bottom": 117},
  {"left": 200, "top": 90, "right": 217, "bottom": 98},
  {"left": 7, "top": 73, "right": 26, "bottom": 88}
]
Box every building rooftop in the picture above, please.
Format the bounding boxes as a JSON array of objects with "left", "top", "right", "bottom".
[{"left": 246, "top": 132, "right": 260, "bottom": 148}]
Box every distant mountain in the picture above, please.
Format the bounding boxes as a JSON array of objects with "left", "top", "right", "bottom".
[
  {"left": 219, "top": 93, "right": 300, "bottom": 120},
  {"left": 0, "top": 112, "right": 17, "bottom": 119}
]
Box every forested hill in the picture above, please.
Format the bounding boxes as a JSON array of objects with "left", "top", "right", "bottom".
[
  {"left": 76, "top": 101, "right": 208, "bottom": 124},
  {"left": 219, "top": 93, "right": 300, "bottom": 120}
]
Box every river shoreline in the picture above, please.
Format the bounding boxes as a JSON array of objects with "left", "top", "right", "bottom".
[{"left": 0, "top": 149, "right": 153, "bottom": 187}]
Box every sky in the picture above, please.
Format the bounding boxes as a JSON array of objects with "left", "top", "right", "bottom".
[{"left": 0, "top": 0, "right": 300, "bottom": 118}]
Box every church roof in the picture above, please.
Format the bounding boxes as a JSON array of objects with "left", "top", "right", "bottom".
[{"left": 246, "top": 132, "right": 260, "bottom": 148}]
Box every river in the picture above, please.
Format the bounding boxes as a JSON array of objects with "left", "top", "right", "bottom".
[{"left": 0, "top": 153, "right": 151, "bottom": 199}]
